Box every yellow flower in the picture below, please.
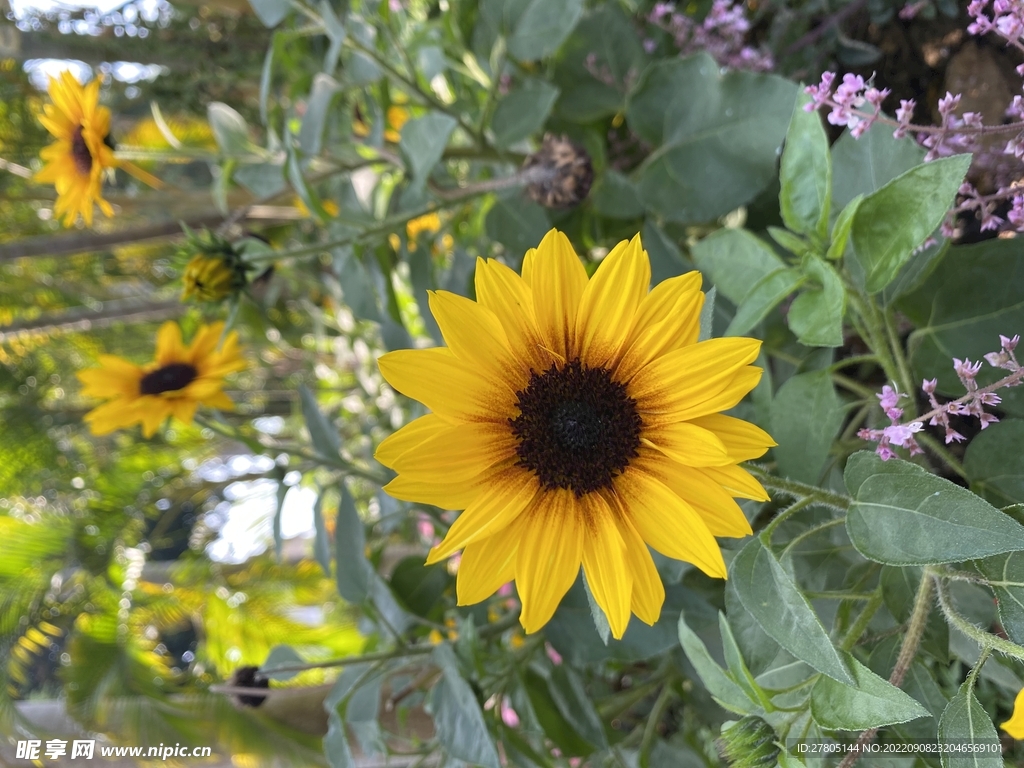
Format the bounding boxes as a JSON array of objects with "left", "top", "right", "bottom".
[
  {"left": 34, "top": 71, "right": 117, "bottom": 227},
  {"left": 375, "top": 230, "right": 774, "bottom": 639},
  {"left": 428, "top": 629, "right": 444, "bottom": 645},
  {"left": 78, "top": 321, "right": 246, "bottom": 438},
  {"left": 1002, "top": 688, "right": 1024, "bottom": 739},
  {"left": 352, "top": 103, "right": 410, "bottom": 143},
  {"left": 182, "top": 254, "right": 236, "bottom": 302},
  {"left": 293, "top": 195, "right": 340, "bottom": 218}
]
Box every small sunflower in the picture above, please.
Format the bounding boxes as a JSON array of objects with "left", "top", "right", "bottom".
[
  {"left": 182, "top": 255, "right": 237, "bottom": 302},
  {"left": 376, "top": 230, "right": 774, "bottom": 639},
  {"left": 34, "top": 71, "right": 117, "bottom": 227},
  {"left": 78, "top": 321, "right": 246, "bottom": 437},
  {"left": 1003, "top": 688, "right": 1024, "bottom": 739}
]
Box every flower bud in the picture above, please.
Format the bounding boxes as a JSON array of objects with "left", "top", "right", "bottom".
[
  {"left": 523, "top": 134, "right": 594, "bottom": 209},
  {"left": 717, "top": 716, "right": 780, "bottom": 768}
]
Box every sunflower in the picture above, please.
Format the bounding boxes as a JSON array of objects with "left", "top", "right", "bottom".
[
  {"left": 34, "top": 71, "right": 117, "bottom": 227},
  {"left": 181, "top": 254, "right": 237, "bottom": 302},
  {"left": 78, "top": 321, "right": 246, "bottom": 437},
  {"left": 1003, "top": 688, "right": 1024, "bottom": 739},
  {"left": 375, "top": 229, "right": 774, "bottom": 639}
]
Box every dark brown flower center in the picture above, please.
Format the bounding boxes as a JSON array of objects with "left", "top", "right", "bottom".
[
  {"left": 140, "top": 363, "right": 197, "bottom": 395},
  {"left": 510, "top": 361, "right": 642, "bottom": 496},
  {"left": 71, "top": 127, "right": 93, "bottom": 175}
]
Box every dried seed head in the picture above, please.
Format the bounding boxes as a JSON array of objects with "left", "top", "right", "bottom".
[{"left": 523, "top": 134, "right": 594, "bottom": 209}]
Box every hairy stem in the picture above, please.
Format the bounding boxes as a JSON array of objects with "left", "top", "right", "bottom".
[
  {"left": 934, "top": 575, "right": 1024, "bottom": 661},
  {"left": 745, "top": 464, "right": 852, "bottom": 511}
]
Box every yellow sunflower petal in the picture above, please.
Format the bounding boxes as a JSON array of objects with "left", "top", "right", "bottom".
[
  {"left": 1001, "top": 688, "right": 1024, "bottom": 739},
  {"left": 83, "top": 400, "right": 141, "bottom": 435},
  {"left": 457, "top": 524, "right": 521, "bottom": 606},
  {"left": 614, "top": 290, "right": 704, "bottom": 381},
  {"left": 579, "top": 493, "right": 632, "bottom": 639},
  {"left": 614, "top": 466, "right": 727, "bottom": 579},
  {"left": 691, "top": 414, "right": 776, "bottom": 462},
  {"left": 700, "top": 464, "right": 770, "bottom": 502},
  {"left": 474, "top": 258, "right": 553, "bottom": 373},
  {"left": 171, "top": 398, "right": 199, "bottom": 426},
  {"left": 382, "top": 474, "right": 481, "bottom": 509},
  {"left": 516, "top": 489, "right": 584, "bottom": 634},
  {"left": 427, "top": 467, "right": 539, "bottom": 563},
  {"left": 609, "top": 503, "right": 665, "bottom": 626},
  {"left": 390, "top": 422, "right": 519, "bottom": 483},
  {"left": 530, "top": 230, "right": 588, "bottom": 360},
  {"left": 647, "top": 366, "right": 763, "bottom": 424},
  {"left": 521, "top": 247, "right": 538, "bottom": 284},
  {"left": 379, "top": 347, "right": 516, "bottom": 423},
  {"left": 576, "top": 235, "right": 650, "bottom": 368},
  {"left": 641, "top": 421, "right": 733, "bottom": 467},
  {"left": 154, "top": 321, "right": 186, "bottom": 366},
  {"left": 375, "top": 414, "right": 448, "bottom": 468}
]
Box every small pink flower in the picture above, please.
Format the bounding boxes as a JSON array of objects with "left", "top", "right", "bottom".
[
  {"left": 545, "top": 642, "right": 563, "bottom": 665},
  {"left": 500, "top": 699, "right": 520, "bottom": 728}
]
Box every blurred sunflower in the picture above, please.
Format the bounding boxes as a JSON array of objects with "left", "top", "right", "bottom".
[
  {"left": 181, "top": 255, "right": 237, "bottom": 302},
  {"left": 376, "top": 229, "right": 773, "bottom": 639},
  {"left": 1003, "top": 688, "right": 1024, "bottom": 738},
  {"left": 78, "top": 321, "right": 246, "bottom": 437},
  {"left": 34, "top": 71, "right": 117, "bottom": 227}
]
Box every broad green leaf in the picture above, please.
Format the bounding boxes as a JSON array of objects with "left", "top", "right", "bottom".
[
  {"left": 811, "top": 652, "right": 929, "bottom": 730},
  {"left": 389, "top": 557, "right": 450, "bottom": 619},
  {"left": 261, "top": 645, "right": 304, "bottom": 681},
  {"left": 730, "top": 538, "right": 854, "bottom": 685},
  {"left": 937, "top": 681, "right": 1002, "bottom": 768},
  {"left": 848, "top": 456, "right": 1024, "bottom": 565},
  {"left": 324, "top": 674, "right": 358, "bottom": 768},
  {"left": 831, "top": 121, "right": 925, "bottom": 213},
  {"left": 901, "top": 239, "right": 1024, "bottom": 417},
  {"left": 628, "top": 55, "right": 797, "bottom": 223},
  {"left": 677, "top": 613, "right": 756, "bottom": 713},
  {"left": 299, "top": 384, "right": 342, "bottom": 462},
  {"left": 964, "top": 420, "right": 1024, "bottom": 506},
  {"left": 298, "top": 73, "right": 340, "bottom": 156},
  {"left": 553, "top": 5, "right": 646, "bottom": 122},
  {"left": 719, "top": 612, "right": 772, "bottom": 710},
  {"left": 726, "top": 268, "right": 805, "bottom": 336},
  {"left": 507, "top": 0, "right": 583, "bottom": 61},
  {"left": 691, "top": 228, "right": 787, "bottom": 306},
  {"left": 769, "top": 370, "right": 843, "bottom": 484},
  {"left": 235, "top": 162, "right": 286, "bottom": 198},
  {"left": 485, "top": 195, "right": 550, "bottom": 265},
  {"left": 881, "top": 237, "right": 949, "bottom": 305},
  {"left": 725, "top": 582, "right": 782, "bottom": 677},
  {"left": 780, "top": 93, "right": 831, "bottom": 240},
  {"left": 432, "top": 644, "right": 501, "bottom": 768},
  {"left": 787, "top": 258, "right": 845, "bottom": 347},
  {"left": 207, "top": 102, "right": 250, "bottom": 155},
  {"left": 248, "top": 0, "right": 289, "bottom": 27},
  {"left": 826, "top": 195, "right": 862, "bottom": 261},
  {"left": 345, "top": 17, "right": 381, "bottom": 85},
  {"left": 335, "top": 481, "right": 371, "bottom": 603},
  {"left": 523, "top": 668, "right": 595, "bottom": 756},
  {"left": 591, "top": 170, "right": 645, "bottom": 220},
  {"left": 850, "top": 154, "right": 971, "bottom": 293},
  {"left": 845, "top": 450, "right": 906, "bottom": 497},
  {"left": 400, "top": 112, "right": 457, "bottom": 189},
  {"left": 491, "top": 79, "right": 559, "bottom": 148},
  {"left": 768, "top": 226, "right": 813, "bottom": 258},
  {"left": 548, "top": 666, "right": 608, "bottom": 749},
  {"left": 976, "top": 551, "right": 1024, "bottom": 644}
]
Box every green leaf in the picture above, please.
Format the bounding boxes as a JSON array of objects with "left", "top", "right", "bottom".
[
  {"left": 768, "top": 226, "right": 813, "bottom": 258},
  {"left": 879, "top": 566, "right": 948, "bottom": 661},
  {"left": 780, "top": 93, "right": 831, "bottom": 240},
  {"left": 272, "top": 469, "right": 288, "bottom": 559},
  {"left": 976, "top": 550, "right": 1024, "bottom": 645},
  {"left": 699, "top": 286, "right": 716, "bottom": 342},
  {"left": 677, "top": 613, "right": 756, "bottom": 713},
  {"left": 826, "top": 195, "right": 862, "bottom": 261},
  {"left": 547, "top": 666, "right": 608, "bottom": 749},
  {"left": 850, "top": 154, "right": 971, "bottom": 293},
  {"left": 432, "top": 644, "right": 501, "bottom": 768},
  {"left": 247, "top": 0, "right": 289, "bottom": 27},
  {"left": 730, "top": 537, "right": 854, "bottom": 685},
  {"left": 491, "top": 79, "right": 559, "bottom": 148},
  {"left": 207, "top": 102, "right": 251, "bottom": 155},
  {"left": 787, "top": 258, "right": 845, "bottom": 347},
  {"left": 724, "top": 582, "right": 782, "bottom": 676},
  {"left": 399, "top": 112, "right": 457, "bottom": 190},
  {"left": 299, "top": 384, "right": 342, "bottom": 462},
  {"left": 582, "top": 576, "right": 611, "bottom": 645},
  {"left": 261, "top": 645, "right": 304, "bottom": 681},
  {"left": 324, "top": 676, "right": 358, "bottom": 768},
  {"left": 591, "top": 170, "right": 645, "bottom": 220},
  {"left": 298, "top": 73, "right": 341, "bottom": 156},
  {"left": 937, "top": 681, "right": 1003, "bottom": 768},
  {"left": 335, "top": 481, "right": 371, "bottom": 603},
  {"left": 725, "top": 268, "right": 805, "bottom": 337},
  {"left": 389, "top": 557, "right": 450, "bottom": 619},
  {"left": 628, "top": 55, "right": 798, "bottom": 224},
  {"left": 810, "top": 651, "right": 929, "bottom": 730},
  {"left": 642, "top": 220, "right": 689, "bottom": 283},
  {"left": 485, "top": 196, "right": 550, "bottom": 266},
  {"left": 831, "top": 121, "right": 925, "bottom": 213},
  {"left": 691, "top": 228, "right": 787, "bottom": 306},
  {"left": 769, "top": 370, "right": 843, "bottom": 484},
  {"left": 964, "top": 420, "right": 1024, "bottom": 506},
  {"left": 523, "top": 668, "right": 595, "bottom": 756},
  {"left": 719, "top": 612, "right": 772, "bottom": 710},
  {"left": 507, "top": 0, "right": 583, "bottom": 61},
  {"left": 901, "top": 239, "right": 1024, "bottom": 417},
  {"left": 848, "top": 456, "right": 1024, "bottom": 565},
  {"left": 312, "top": 492, "right": 332, "bottom": 575}
]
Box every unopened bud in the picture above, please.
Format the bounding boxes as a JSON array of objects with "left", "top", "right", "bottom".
[{"left": 717, "top": 716, "right": 780, "bottom": 768}]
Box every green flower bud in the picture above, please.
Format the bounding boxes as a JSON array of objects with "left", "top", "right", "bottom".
[{"left": 717, "top": 716, "right": 781, "bottom": 768}]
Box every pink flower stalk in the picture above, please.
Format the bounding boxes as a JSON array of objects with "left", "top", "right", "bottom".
[
  {"left": 648, "top": 0, "right": 773, "bottom": 71},
  {"left": 545, "top": 642, "right": 563, "bottom": 665},
  {"left": 857, "top": 383, "right": 924, "bottom": 459}
]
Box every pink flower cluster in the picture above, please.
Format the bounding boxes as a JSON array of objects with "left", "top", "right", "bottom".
[
  {"left": 805, "top": 73, "right": 890, "bottom": 138},
  {"left": 857, "top": 385, "right": 924, "bottom": 460},
  {"left": 860, "top": 335, "right": 1023, "bottom": 459},
  {"left": 967, "top": 0, "right": 1024, "bottom": 63},
  {"left": 648, "top": 0, "right": 774, "bottom": 71}
]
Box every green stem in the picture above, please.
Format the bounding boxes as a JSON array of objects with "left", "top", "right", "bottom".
[
  {"left": 779, "top": 518, "right": 846, "bottom": 559},
  {"left": 884, "top": 308, "right": 917, "bottom": 405},
  {"left": 639, "top": 683, "right": 675, "bottom": 768},
  {"left": 915, "top": 432, "right": 968, "bottom": 480},
  {"left": 934, "top": 575, "right": 1024, "bottom": 662},
  {"left": 840, "top": 589, "right": 884, "bottom": 651},
  {"left": 745, "top": 464, "right": 852, "bottom": 511},
  {"left": 965, "top": 647, "right": 993, "bottom": 694},
  {"left": 846, "top": 288, "right": 903, "bottom": 390},
  {"left": 761, "top": 496, "right": 817, "bottom": 542}
]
